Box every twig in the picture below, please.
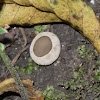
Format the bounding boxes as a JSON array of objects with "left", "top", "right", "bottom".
[
  {"left": 19, "top": 27, "right": 27, "bottom": 47},
  {"left": 12, "top": 45, "right": 29, "bottom": 65},
  {"left": 47, "top": 24, "right": 51, "bottom": 32}
]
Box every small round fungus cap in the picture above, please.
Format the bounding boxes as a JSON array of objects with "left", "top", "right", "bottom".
[{"left": 30, "top": 32, "right": 61, "bottom": 65}]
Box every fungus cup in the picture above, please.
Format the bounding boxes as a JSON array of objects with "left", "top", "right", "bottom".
[{"left": 30, "top": 32, "right": 61, "bottom": 65}]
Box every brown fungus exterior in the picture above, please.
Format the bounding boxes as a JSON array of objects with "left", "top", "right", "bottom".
[{"left": 30, "top": 32, "right": 61, "bottom": 65}]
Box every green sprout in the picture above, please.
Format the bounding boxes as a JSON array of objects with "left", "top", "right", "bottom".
[
  {"left": 0, "top": 27, "right": 8, "bottom": 34},
  {"left": 93, "top": 61, "right": 100, "bottom": 81},
  {"left": 16, "top": 58, "right": 40, "bottom": 75},
  {"left": 77, "top": 45, "right": 94, "bottom": 59},
  {"left": 42, "top": 85, "right": 69, "bottom": 100},
  {"left": 34, "top": 25, "right": 47, "bottom": 34},
  {"left": 93, "top": 70, "right": 100, "bottom": 81}
]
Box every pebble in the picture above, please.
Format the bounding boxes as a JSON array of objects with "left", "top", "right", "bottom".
[
  {"left": 15, "top": 48, "right": 17, "bottom": 50},
  {"left": 90, "top": 0, "right": 94, "bottom": 4}
]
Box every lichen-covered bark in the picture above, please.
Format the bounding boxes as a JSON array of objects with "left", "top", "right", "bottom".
[{"left": 0, "top": 0, "right": 100, "bottom": 52}]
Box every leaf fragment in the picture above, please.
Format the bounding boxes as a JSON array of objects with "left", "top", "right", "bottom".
[
  {"left": 0, "top": 78, "right": 44, "bottom": 100},
  {"left": 0, "top": 0, "right": 100, "bottom": 52}
]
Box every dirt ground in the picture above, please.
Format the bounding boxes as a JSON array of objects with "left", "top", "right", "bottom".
[{"left": 0, "top": 1, "right": 100, "bottom": 100}]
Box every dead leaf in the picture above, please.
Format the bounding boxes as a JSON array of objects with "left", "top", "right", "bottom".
[
  {"left": 0, "top": 0, "right": 100, "bottom": 53},
  {"left": 0, "top": 78, "right": 44, "bottom": 100}
]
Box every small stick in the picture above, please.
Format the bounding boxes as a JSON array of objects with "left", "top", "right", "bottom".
[
  {"left": 12, "top": 45, "right": 29, "bottom": 65},
  {"left": 19, "top": 27, "right": 27, "bottom": 47},
  {"left": 47, "top": 24, "right": 51, "bottom": 32}
]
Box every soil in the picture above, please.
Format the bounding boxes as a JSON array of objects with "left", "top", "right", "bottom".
[{"left": 0, "top": 1, "right": 100, "bottom": 100}]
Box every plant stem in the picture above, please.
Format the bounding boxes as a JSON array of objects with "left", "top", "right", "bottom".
[{"left": 0, "top": 49, "right": 29, "bottom": 100}]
